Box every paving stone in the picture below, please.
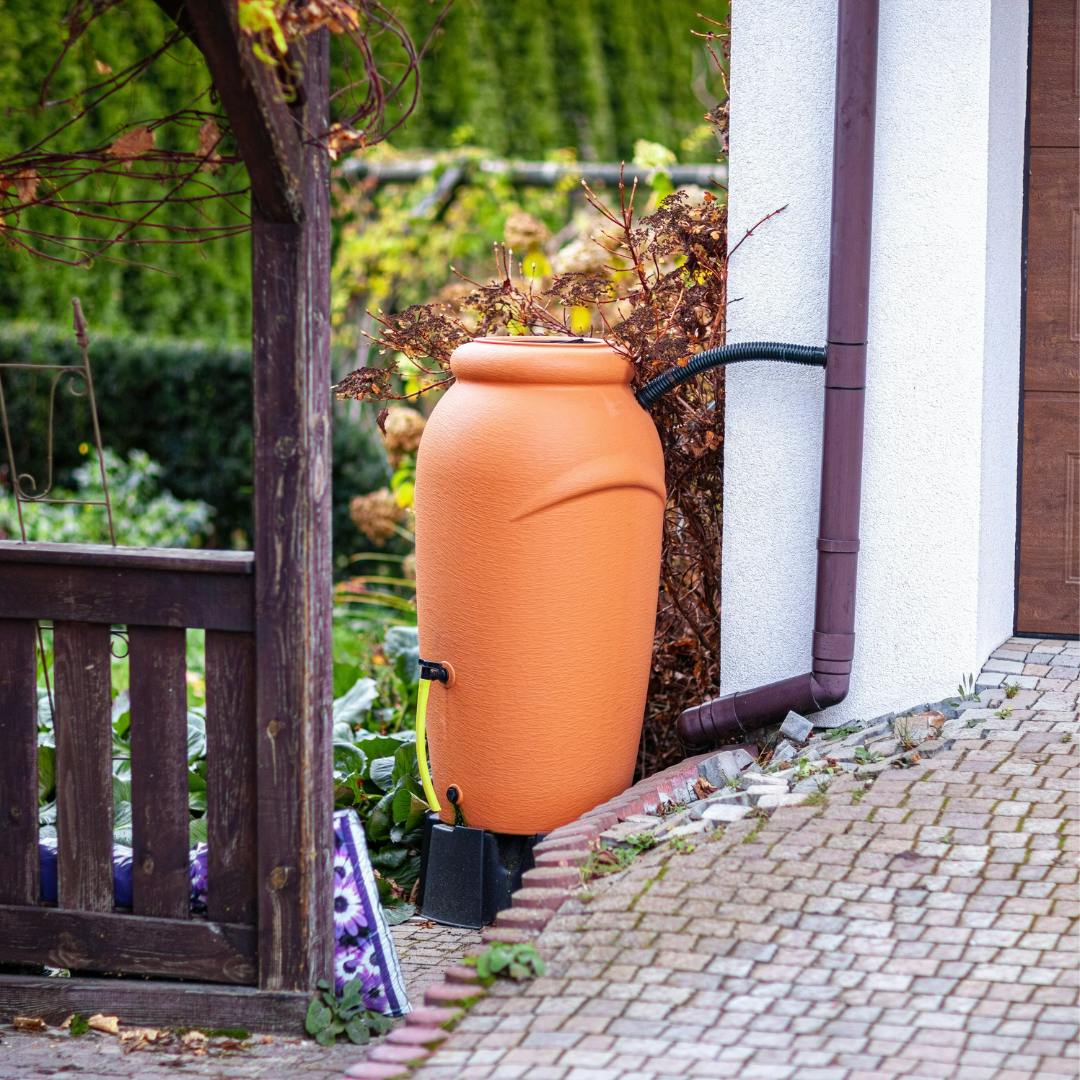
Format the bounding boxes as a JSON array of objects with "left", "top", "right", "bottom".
[
  {"left": 701, "top": 802, "right": 753, "bottom": 824},
  {"left": 697, "top": 749, "right": 751, "bottom": 787},
  {"left": 757, "top": 792, "right": 809, "bottom": 809},
  {"left": 771, "top": 740, "right": 798, "bottom": 765},
  {"left": 688, "top": 791, "right": 752, "bottom": 819},
  {"left": 780, "top": 711, "right": 814, "bottom": 744}
]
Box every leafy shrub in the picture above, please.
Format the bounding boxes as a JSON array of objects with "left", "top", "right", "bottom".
[
  {"left": 331, "top": 622, "right": 428, "bottom": 906},
  {"left": 305, "top": 978, "right": 392, "bottom": 1046},
  {"left": 0, "top": 322, "right": 387, "bottom": 561},
  {"left": 0, "top": 447, "right": 213, "bottom": 549}
]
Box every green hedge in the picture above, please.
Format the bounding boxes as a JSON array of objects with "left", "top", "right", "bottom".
[
  {"left": 381, "top": 0, "right": 726, "bottom": 160},
  {"left": 0, "top": 0, "right": 725, "bottom": 338},
  {"left": 0, "top": 323, "right": 388, "bottom": 560},
  {"left": 0, "top": 0, "right": 252, "bottom": 339}
]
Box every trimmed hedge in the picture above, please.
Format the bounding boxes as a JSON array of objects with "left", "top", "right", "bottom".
[
  {"left": 0, "top": 0, "right": 726, "bottom": 338},
  {"left": 0, "top": 323, "right": 387, "bottom": 560}
]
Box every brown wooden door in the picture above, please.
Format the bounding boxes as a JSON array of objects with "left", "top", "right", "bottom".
[{"left": 1017, "top": 0, "right": 1080, "bottom": 635}]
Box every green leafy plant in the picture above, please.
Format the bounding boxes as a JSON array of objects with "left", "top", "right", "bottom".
[
  {"left": 0, "top": 323, "right": 387, "bottom": 560},
  {"left": 956, "top": 673, "right": 980, "bottom": 702},
  {"left": 580, "top": 846, "right": 635, "bottom": 881},
  {"left": 850, "top": 786, "right": 867, "bottom": 804},
  {"left": 995, "top": 707, "right": 1013, "bottom": 720},
  {"left": 0, "top": 448, "right": 213, "bottom": 549},
  {"left": 305, "top": 979, "right": 393, "bottom": 1047},
  {"left": 853, "top": 746, "right": 883, "bottom": 766},
  {"left": 464, "top": 943, "right": 545, "bottom": 986},
  {"left": 670, "top": 836, "right": 696, "bottom": 855},
  {"left": 824, "top": 725, "right": 860, "bottom": 741},
  {"left": 1004, "top": 683, "right": 1020, "bottom": 700}
]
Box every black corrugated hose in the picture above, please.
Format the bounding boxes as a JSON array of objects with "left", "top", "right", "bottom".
[{"left": 636, "top": 341, "right": 827, "bottom": 407}]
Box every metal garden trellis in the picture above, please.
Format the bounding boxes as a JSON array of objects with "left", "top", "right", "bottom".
[{"left": 0, "top": 3, "right": 336, "bottom": 1031}]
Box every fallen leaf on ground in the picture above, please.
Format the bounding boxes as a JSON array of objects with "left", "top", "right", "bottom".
[
  {"left": 120, "top": 1027, "right": 169, "bottom": 1052},
  {"left": 12, "top": 1016, "right": 47, "bottom": 1032},
  {"left": 693, "top": 776, "right": 717, "bottom": 799},
  {"left": 87, "top": 1014, "right": 120, "bottom": 1035},
  {"left": 180, "top": 1030, "right": 209, "bottom": 1055}
]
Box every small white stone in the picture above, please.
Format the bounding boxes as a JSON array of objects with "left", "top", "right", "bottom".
[
  {"left": 746, "top": 783, "right": 789, "bottom": 797},
  {"left": 757, "top": 792, "right": 808, "bottom": 809},
  {"left": 771, "top": 740, "right": 798, "bottom": 765},
  {"left": 779, "top": 711, "right": 814, "bottom": 744},
  {"left": 730, "top": 748, "right": 757, "bottom": 770},
  {"left": 701, "top": 803, "right": 753, "bottom": 823}
]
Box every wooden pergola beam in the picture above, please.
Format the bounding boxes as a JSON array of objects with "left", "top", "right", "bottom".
[
  {"left": 155, "top": 0, "right": 305, "bottom": 223},
  {"left": 154, "top": 1, "right": 334, "bottom": 995}
]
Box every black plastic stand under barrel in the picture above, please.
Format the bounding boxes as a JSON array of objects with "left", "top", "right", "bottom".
[{"left": 417, "top": 813, "right": 539, "bottom": 929}]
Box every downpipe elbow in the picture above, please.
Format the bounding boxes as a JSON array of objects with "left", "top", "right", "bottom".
[
  {"left": 676, "top": 666, "right": 852, "bottom": 751},
  {"left": 676, "top": 695, "right": 740, "bottom": 750},
  {"left": 808, "top": 670, "right": 850, "bottom": 711}
]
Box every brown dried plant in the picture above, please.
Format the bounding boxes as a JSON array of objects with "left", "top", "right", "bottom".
[
  {"left": 335, "top": 16, "right": 745, "bottom": 773},
  {"left": 336, "top": 15, "right": 763, "bottom": 774}
]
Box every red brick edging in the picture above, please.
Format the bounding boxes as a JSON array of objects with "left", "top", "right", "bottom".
[{"left": 344, "top": 749, "right": 734, "bottom": 1079}]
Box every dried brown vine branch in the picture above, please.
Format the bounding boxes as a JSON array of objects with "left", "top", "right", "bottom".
[{"left": 0, "top": 0, "right": 442, "bottom": 267}]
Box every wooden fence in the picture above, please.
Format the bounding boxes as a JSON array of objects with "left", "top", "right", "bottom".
[
  {"left": 0, "top": 9, "right": 335, "bottom": 1033},
  {"left": 0, "top": 541, "right": 318, "bottom": 1030}
]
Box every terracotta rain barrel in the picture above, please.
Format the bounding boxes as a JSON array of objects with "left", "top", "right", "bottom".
[{"left": 414, "top": 337, "right": 665, "bottom": 835}]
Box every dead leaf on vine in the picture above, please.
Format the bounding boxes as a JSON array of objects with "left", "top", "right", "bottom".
[
  {"left": 87, "top": 1014, "right": 121, "bottom": 1035},
  {"left": 94, "top": 58, "right": 113, "bottom": 76},
  {"left": 376, "top": 407, "right": 389, "bottom": 434},
  {"left": 107, "top": 126, "right": 155, "bottom": 167},
  {"left": 325, "top": 122, "right": 365, "bottom": 162},
  {"left": 197, "top": 119, "right": 222, "bottom": 172},
  {"left": 334, "top": 366, "right": 392, "bottom": 402},
  {"left": 14, "top": 169, "right": 39, "bottom": 204}
]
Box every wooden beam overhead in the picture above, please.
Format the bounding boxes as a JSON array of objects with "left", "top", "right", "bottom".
[{"left": 155, "top": 0, "right": 306, "bottom": 223}]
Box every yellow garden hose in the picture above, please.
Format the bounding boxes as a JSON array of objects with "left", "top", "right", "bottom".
[{"left": 415, "top": 676, "right": 441, "bottom": 812}]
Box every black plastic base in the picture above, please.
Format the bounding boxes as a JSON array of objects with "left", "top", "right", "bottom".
[{"left": 417, "top": 813, "right": 540, "bottom": 929}]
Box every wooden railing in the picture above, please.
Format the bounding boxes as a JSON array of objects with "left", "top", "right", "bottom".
[{"left": 0, "top": 541, "right": 313, "bottom": 1029}]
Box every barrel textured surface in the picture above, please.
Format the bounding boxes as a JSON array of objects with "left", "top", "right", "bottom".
[{"left": 414, "top": 337, "right": 665, "bottom": 835}]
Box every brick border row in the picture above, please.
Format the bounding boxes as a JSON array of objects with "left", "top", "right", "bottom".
[{"left": 344, "top": 748, "right": 743, "bottom": 1079}]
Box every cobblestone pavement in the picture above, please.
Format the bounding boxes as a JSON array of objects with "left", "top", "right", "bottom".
[
  {"left": 0, "top": 918, "right": 481, "bottom": 1079},
  {"left": 410, "top": 638, "right": 1080, "bottom": 1079}
]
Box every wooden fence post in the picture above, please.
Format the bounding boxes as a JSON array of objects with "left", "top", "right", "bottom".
[{"left": 249, "top": 29, "right": 334, "bottom": 993}]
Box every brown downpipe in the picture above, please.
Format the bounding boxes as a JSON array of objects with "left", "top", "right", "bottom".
[{"left": 676, "top": 0, "right": 879, "bottom": 747}]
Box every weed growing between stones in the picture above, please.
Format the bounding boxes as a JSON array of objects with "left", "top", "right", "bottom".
[{"left": 464, "top": 942, "right": 546, "bottom": 986}]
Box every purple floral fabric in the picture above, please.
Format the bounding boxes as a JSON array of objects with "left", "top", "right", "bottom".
[{"left": 41, "top": 809, "right": 409, "bottom": 1018}]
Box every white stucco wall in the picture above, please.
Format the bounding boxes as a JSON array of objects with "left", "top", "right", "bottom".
[{"left": 721, "top": 0, "right": 1028, "bottom": 720}]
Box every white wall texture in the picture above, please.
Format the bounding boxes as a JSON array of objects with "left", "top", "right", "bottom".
[{"left": 720, "top": 0, "right": 1028, "bottom": 720}]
